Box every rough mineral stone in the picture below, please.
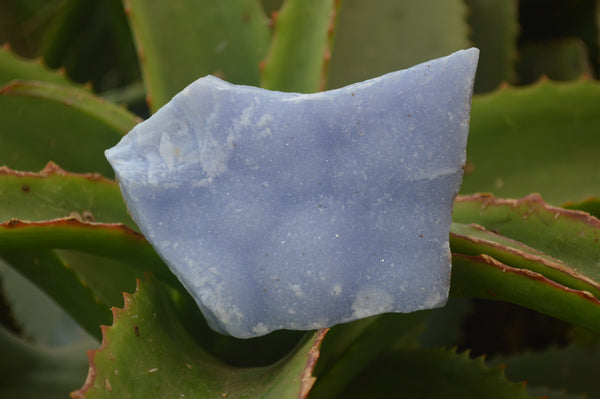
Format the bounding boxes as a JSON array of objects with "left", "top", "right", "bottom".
[{"left": 105, "top": 48, "right": 479, "bottom": 338}]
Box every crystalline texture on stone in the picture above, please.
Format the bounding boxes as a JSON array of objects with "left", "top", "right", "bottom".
[{"left": 105, "top": 48, "right": 479, "bottom": 338}]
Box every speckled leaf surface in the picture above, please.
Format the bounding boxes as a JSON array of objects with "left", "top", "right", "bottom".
[
  {"left": 463, "top": 79, "right": 600, "bottom": 204},
  {"left": 260, "top": 0, "right": 340, "bottom": 93},
  {"left": 327, "top": 0, "right": 470, "bottom": 89},
  {"left": 124, "top": 0, "right": 271, "bottom": 111},
  {"left": 73, "top": 277, "right": 327, "bottom": 399},
  {"left": 0, "top": 163, "right": 132, "bottom": 226}
]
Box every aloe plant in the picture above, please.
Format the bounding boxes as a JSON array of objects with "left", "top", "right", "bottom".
[{"left": 1, "top": 0, "right": 599, "bottom": 398}]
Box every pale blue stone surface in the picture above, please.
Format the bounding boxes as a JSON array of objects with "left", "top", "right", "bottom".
[{"left": 106, "top": 48, "right": 479, "bottom": 338}]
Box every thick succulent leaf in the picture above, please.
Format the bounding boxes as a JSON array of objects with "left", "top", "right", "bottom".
[
  {"left": 453, "top": 194, "right": 600, "bottom": 282},
  {"left": 465, "top": 0, "right": 518, "bottom": 92},
  {"left": 0, "top": 165, "right": 179, "bottom": 336},
  {"left": 73, "top": 277, "right": 327, "bottom": 399},
  {"left": 327, "top": 0, "right": 470, "bottom": 89},
  {"left": 337, "top": 347, "right": 534, "bottom": 398},
  {"left": 518, "top": 0, "right": 598, "bottom": 73},
  {"left": 310, "top": 312, "right": 427, "bottom": 399},
  {"left": 418, "top": 297, "right": 472, "bottom": 348},
  {"left": 39, "top": 0, "right": 140, "bottom": 91},
  {"left": 450, "top": 223, "right": 600, "bottom": 299},
  {"left": 490, "top": 344, "right": 600, "bottom": 398},
  {"left": 0, "top": 260, "right": 92, "bottom": 346},
  {"left": 2, "top": 80, "right": 141, "bottom": 135},
  {"left": 463, "top": 79, "right": 600, "bottom": 204},
  {"left": 39, "top": 0, "right": 95, "bottom": 70},
  {"left": 124, "top": 0, "right": 271, "bottom": 111},
  {"left": 564, "top": 197, "right": 600, "bottom": 219},
  {"left": 0, "top": 45, "right": 76, "bottom": 87},
  {"left": 0, "top": 325, "right": 93, "bottom": 399},
  {"left": 0, "top": 219, "right": 177, "bottom": 288},
  {"left": 260, "top": 0, "right": 340, "bottom": 93},
  {"left": 451, "top": 254, "right": 600, "bottom": 334},
  {"left": 0, "top": 85, "right": 129, "bottom": 176},
  {"left": 516, "top": 39, "right": 591, "bottom": 85},
  {"left": 0, "top": 250, "right": 109, "bottom": 340},
  {"left": 0, "top": 163, "right": 133, "bottom": 228}
]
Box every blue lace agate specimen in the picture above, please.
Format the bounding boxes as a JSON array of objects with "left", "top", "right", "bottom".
[{"left": 106, "top": 48, "right": 479, "bottom": 338}]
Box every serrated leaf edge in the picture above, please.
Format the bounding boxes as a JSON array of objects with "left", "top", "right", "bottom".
[
  {"left": 71, "top": 279, "right": 328, "bottom": 399},
  {"left": 479, "top": 73, "right": 598, "bottom": 98},
  {"left": 451, "top": 223, "right": 600, "bottom": 297},
  {"left": 1, "top": 43, "right": 88, "bottom": 89},
  {"left": 454, "top": 253, "right": 600, "bottom": 309},
  {"left": 0, "top": 162, "right": 117, "bottom": 184},
  {"left": 456, "top": 193, "right": 600, "bottom": 228},
  {"left": 70, "top": 280, "right": 140, "bottom": 399}
]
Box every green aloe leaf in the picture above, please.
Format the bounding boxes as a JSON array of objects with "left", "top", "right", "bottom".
[
  {"left": 0, "top": 325, "right": 93, "bottom": 399},
  {"left": 0, "top": 165, "right": 177, "bottom": 336},
  {"left": 463, "top": 79, "right": 600, "bottom": 204},
  {"left": 260, "top": 0, "right": 340, "bottom": 93},
  {"left": 327, "top": 0, "right": 470, "bottom": 89},
  {"left": 564, "top": 197, "right": 600, "bottom": 219},
  {"left": 465, "top": 0, "right": 518, "bottom": 93},
  {"left": 450, "top": 223, "right": 600, "bottom": 299},
  {"left": 310, "top": 312, "right": 426, "bottom": 399},
  {"left": 453, "top": 194, "right": 600, "bottom": 282},
  {"left": 516, "top": 39, "right": 591, "bottom": 85},
  {"left": 451, "top": 254, "right": 600, "bottom": 334},
  {"left": 39, "top": 0, "right": 140, "bottom": 91},
  {"left": 0, "top": 250, "right": 110, "bottom": 340},
  {"left": 72, "top": 277, "right": 327, "bottom": 399},
  {"left": 0, "top": 163, "right": 133, "bottom": 227},
  {"left": 337, "top": 348, "right": 534, "bottom": 398},
  {"left": 124, "top": 0, "right": 270, "bottom": 112},
  {"left": 2, "top": 80, "right": 141, "bottom": 135},
  {"left": 39, "top": 0, "right": 95, "bottom": 70},
  {"left": 490, "top": 344, "right": 600, "bottom": 398},
  {"left": 0, "top": 45, "right": 77, "bottom": 87},
  {"left": 0, "top": 261, "right": 90, "bottom": 346},
  {"left": 0, "top": 82, "right": 133, "bottom": 176},
  {"left": 0, "top": 220, "right": 176, "bottom": 286}
]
